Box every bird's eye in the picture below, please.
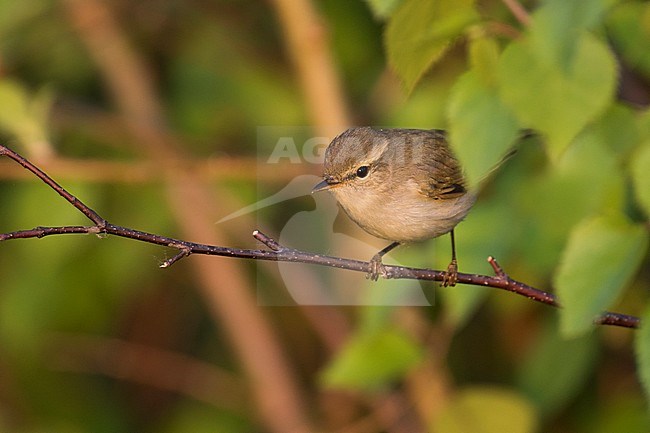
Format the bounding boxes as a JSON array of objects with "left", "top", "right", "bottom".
[{"left": 356, "top": 165, "right": 370, "bottom": 178}]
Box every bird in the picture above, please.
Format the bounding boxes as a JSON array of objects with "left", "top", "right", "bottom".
[{"left": 312, "top": 127, "right": 475, "bottom": 286}]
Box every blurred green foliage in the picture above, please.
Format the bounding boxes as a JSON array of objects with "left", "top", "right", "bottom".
[
  {"left": 0, "top": 0, "right": 649, "bottom": 432},
  {"left": 432, "top": 386, "right": 537, "bottom": 433}
]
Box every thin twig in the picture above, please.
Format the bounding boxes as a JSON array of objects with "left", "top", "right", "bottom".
[
  {"left": 501, "top": 0, "right": 531, "bottom": 26},
  {"left": 1, "top": 144, "right": 106, "bottom": 226},
  {"left": 0, "top": 143, "right": 640, "bottom": 330}
]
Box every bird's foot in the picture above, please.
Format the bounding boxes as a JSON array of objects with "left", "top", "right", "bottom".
[
  {"left": 442, "top": 259, "right": 458, "bottom": 287},
  {"left": 367, "top": 254, "right": 387, "bottom": 281}
]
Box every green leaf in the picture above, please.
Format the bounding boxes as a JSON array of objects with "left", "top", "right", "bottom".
[
  {"left": 631, "top": 140, "right": 650, "bottom": 217},
  {"left": 448, "top": 70, "right": 520, "bottom": 188},
  {"left": 517, "top": 318, "right": 598, "bottom": 415},
  {"left": 0, "top": 79, "right": 53, "bottom": 155},
  {"left": 595, "top": 103, "right": 642, "bottom": 156},
  {"left": 468, "top": 35, "right": 501, "bottom": 85},
  {"left": 385, "top": 0, "right": 479, "bottom": 93},
  {"left": 529, "top": 0, "right": 607, "bottom": 69},
  {"left": 433, "top": 386, "right": 537, "bottom": 433},
  {"left": 607, "top": 1, "right": 650, "bottom": 78},
  {"left": 498, "top": 33, "right": 617, "bottom": 161},
  {"left": 364, "top": 0, "right": 403, "bottom": 19},
  {"left": 320, "top": 328, "right": 423, "bottom": 391},
  {"left": 0, "top": 0, "right": 48, "bottom": 36},
  {"left": 635, "top": 306, "right": 650, "bottom": 408},
  {"left": 555, "top": 215, "right": 649, "bottom": 337},
  {"left": 514, "top": 129, "right": 625, "bottom": 272}
]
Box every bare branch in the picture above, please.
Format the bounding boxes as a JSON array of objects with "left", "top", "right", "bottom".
[
  {"left": 268, "top": 0, "right": 351, "bottom": 137},
  {"left": 49, "top": 333, "right": 247, "bottom": 412},
  {"left": 501, "top": 0, "right": 531, "bottom": 27},
  {"left": 0, "top": 145, "right": 106, "bottom": 226},
  {"left": 0, "top": 143, "right": 640, "bottom": 330},
  {"left": 160, "top": 244, "right": 192, "bottom": 268},
  {"left": 0, "top": 157, "right": 317, "bottom": 183}
]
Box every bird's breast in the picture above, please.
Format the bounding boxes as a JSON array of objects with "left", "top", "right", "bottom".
[{"left": 331, "top": 183, "right": 475, "bottom": 243}]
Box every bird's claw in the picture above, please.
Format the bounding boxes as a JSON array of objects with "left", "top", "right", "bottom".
[
  {"left": 442, "top": 259, "right": 458, "bottom": 287},
  {"left": 367, "top": 254, "right": 387, "bottom": 281}
]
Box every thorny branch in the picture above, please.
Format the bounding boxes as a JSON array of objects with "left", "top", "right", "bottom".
[{"left": 0, "top": 144, "right": 641, "bottom": 330}]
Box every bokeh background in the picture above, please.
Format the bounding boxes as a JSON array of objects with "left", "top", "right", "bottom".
[{"left": 0, "top": 1, "right": 649, "bottom": 432}]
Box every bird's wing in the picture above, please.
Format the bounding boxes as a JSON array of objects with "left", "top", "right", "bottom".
[{"left": 417, "top": 130, "right": 467, "bottom": 200}]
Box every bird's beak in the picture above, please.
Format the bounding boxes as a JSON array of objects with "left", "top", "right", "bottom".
[{"left": 312, "top": 178, "right": 337, "bottom": 193}]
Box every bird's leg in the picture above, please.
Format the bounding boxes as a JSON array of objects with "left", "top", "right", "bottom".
[
  {"left": 368, "top": 242, "right": 400, "bottom": 281},
  {"left": 443, "top": 230, "right": 458, "bottom": 287}
]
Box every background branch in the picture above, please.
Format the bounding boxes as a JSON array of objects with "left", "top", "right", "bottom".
[
  {"left": 0, "top": 158, "right": 314, "bottom": 183},
  {"left": 59, "top": 1, "right": 315, "bottom": 432},
  {"left": 501, "top": 0, "right": 531, "bottom": 26},
  {"left": 49, "top": 333, "right": 247, "bottom": 412},
  {"left": 269, "top": 0, "right": 351, "bottom": 137}
]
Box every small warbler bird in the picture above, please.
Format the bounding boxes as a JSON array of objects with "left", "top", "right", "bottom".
[{"left": 312, "top": 127, "right": 475, "bottom": 286}]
